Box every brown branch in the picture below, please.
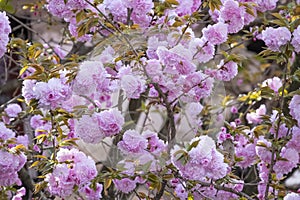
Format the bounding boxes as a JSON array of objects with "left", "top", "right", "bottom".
[
  {"left": 154, "top": 180, "right": 167, "bottom": 200},
  {"left": 0, "top": 94, "right": 21, "bottom": 111},
  {"left": 84, "top": 0, "right": 138, "bottom": 57},
  {"left": 264, "top": 63, "right": 288, "bottom": 199},
  {"left": 175, "top": 5, "right": 204, "bottom": 46},
  {"left": 197, "top": 180, "right": 255, "bottom": 200},
  {"left": 7, "top": 13, "right": 55, "bottom": 52},
  {"left": 152, "top": 83, "right": 176, "bottom": 149}
]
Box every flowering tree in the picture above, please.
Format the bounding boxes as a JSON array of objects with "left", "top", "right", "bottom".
[{"left": 1, "top": 0, "right": 300, "bottom": 199}]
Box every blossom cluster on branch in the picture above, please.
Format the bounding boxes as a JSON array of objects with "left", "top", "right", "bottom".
[{"left": 1, "top": 0, "right": 300, "bottom": 199}]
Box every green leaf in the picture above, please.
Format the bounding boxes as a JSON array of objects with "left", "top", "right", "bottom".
[
  {"left": 253, "top": 124, "right": 270, "bottom": 137},
  {"left": 2, "top": 3, "right": 14, "bottom": 13},
  {"left": 245, "top": 7, "right": 255, "bottom": 17},
  {"left": 172, "top": 21, "right": 184, "bottom": 27},
  {"left": 208, "top": 0, "right": 223, "bottom": 11},
  {"left": 186, "top": 139, "right": 200, "bottom": 151},
  {"left": 59, "top": 138, "right": 78, "bottom": 147},
  {"left": 34, "top": 181, "right": 48, "bottom": 194},
  {"left": 270, "top": 12, "right": 289, "bottom": 27},
  {"left": 19, "top": 65, "right": 29, "bottom": 77},
  {"left": 260, "top": 86, "right": 274, "bottom": 99},
  {"left": 147, "top": 173, "right": 159, "bottom": 183},
  {"left": 270, "top": 19, "right": 287, "bottom": 27},
  {"left": 30, "top": 161, "right": 40, "bottom": 168},
  {"left": 165, "top": 0, "right": 179, "bottom": 5},
  {"left": 0, "top": 0, "right": 15, "bottom": 13},
  {"left": 34, "top": 155, "right": 48, "bottom": 159},
  {"left": 104, "top": 178, "right": 112, "bottom": 192},
  {"left": 76, "top": 10, "right": 86, "bottom": 23}
]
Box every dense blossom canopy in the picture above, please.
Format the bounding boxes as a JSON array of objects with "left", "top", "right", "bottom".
[{"left": 1, "top": 0, "right": 300, "bottom": 199}]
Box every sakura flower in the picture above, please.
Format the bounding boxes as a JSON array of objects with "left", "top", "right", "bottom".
[
  {"left": 261, "top": 27, "right": 291, "bottom": 52},
  {"left": 202, "top": 22, "right": 228, "bottom": 45},
  {"left": 0, "top": 12, "right": 11, "bottom": 58},
  {"left": 219, "top": 0, "right": 245, "bottom": 33},
  {"left": 188, "top": 38, "right": 215, "bottom": 63},
  {"left": 74, "top": 114, "right": 104, "bottom": 144},
  {"left": 45, "top": 148, "right": 97, "bottom": 198},
  {"left": 35, "top": 78, "right": 71, "bottom": 109},
  {"left": 175, "top": 0, "right": 202, "bottom": 16},
  {"left": 284, "top": 192, "right": 300, "bottom": 200},
  {"left": 174, "top": 183, "right": 188, "bottom": 200},
  {"left": 0, "top": 122, "right": 15, "bottom": 140},
  {"left": 5, "top": 104, "right": 22, "bottom": 118},
  {"left": 256, "top": 0, "right": 279, "bottom": 12},
  {"left": 79, "top": 183, "right": 103, "bottom": 200},
  {"left": 292, "top": 26, "right": 300, "bottom": 53},
  {"left": 113, "top": 178, "right": 137, "bottom": 194},
  {"left": 289, "top": 95, "right": 300, "bottom": 127},
  {"left": 274, "top": 147, "right": 299, "bottom": 179},
  {"left": 206, "top": 60, "right": 238, "bottom": 81},
  {"left": 287, "top": 127, "right": 300, "bottom": 152},
  {"left": 157, "top": 45, "right": 196, "bottom": 75},
  {"left": 118, "top": 130, "right": 148, "bottom": 155},
  {"left": 95, "top": 109, "right": 124, "bottom": 137},
  {"left": 121, "top": 75, "right": 146, "bottom": 99},
  {"left": 171, "top": 136, "right": 228, "bottom": 181},
  {"left": 246, "top": 104, "right": 266, "bottom": 124},
  {"left": 0, "top": 150, "right": 26, "bottom": 186},
  {"left": 262, "top": 76, "right": 283, "bottom": 93},
  {"left": 73, "top": 61, "right": 106, "bottom": 96}
]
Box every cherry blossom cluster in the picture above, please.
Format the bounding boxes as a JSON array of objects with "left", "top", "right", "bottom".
[
  {"left": 2, "top": 0, "right": 300, "bottom": 199},
  {"left": 2, "top": 103, "right": 22, "bottom": 124},
  {"left": 36, "top": 0, "right": 300, "bottom": 198},
  {"left": 46, "top": 0, "right": 93, "bottom": 41},
  {"left": 171, "top": 136, "right": 228, "bottom": 181},
  {"left": 45, "top": 148, "right": 101, "bottom": 199},
  {"left": 0, "top": 12, "right": 11, "bottom": 58},
  {"left": 259, "top": 23, "right": 300, "bottom": 53},
  {"left": 289, "top": 95, "right": 300, "bottom": 127},
  {"left": 102, "top": 0, "right": 154, "bottom": 28},
  {"left": 113, "top": 130, "right": 167, "bottom": 193},
  {"left": 0, "top": 122, "right": 27, "bottom": 187},
  {"left": 74, "top": 108, "right": 124, "bottom": 143},
  {"left": 22, "top": 77, "right": 72, "bottom": 109},
  {"left": 218, "top": 123, "right": 300, "bottom": 199}
]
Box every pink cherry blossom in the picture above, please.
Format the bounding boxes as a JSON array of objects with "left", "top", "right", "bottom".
[
  {"left": 246, "top": 104, "right": 266, "bottom": 124},
  {"left": 261, "top": 27, "right": 291, "bottom": 52},
  {"left": 292, "top": 26, "right": 300, "bottom": 53},
  {"left": 0, "top": 12, "right": 11, "bottom": 58},
  {"left": 95, "top": 109, "right": 124, "bottom": 137},
  {"left": 202, "top": 22, "right": 228, "bottom": 45}
]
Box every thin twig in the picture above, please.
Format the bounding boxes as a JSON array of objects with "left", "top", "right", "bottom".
[
  {"left": 133, "top": 189, "right": 142, "bottom": 200},
  {"left": 0, "top": 94, "right": 22, "bottom": 111},
  {"left": 7, "top": 13, "right": 55, "bottom": 52},
  {"left": 152, "top": 83, "right": 176, "bottom": 148},
  {"left": 175, "top": 5, "right": 204, "bottom": 46},
  {"left": 84, "top": 0, "right": 138, "bottom": 56},
  {"left": 197, "top": 180, "right": 255, "bottom": 200}
]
